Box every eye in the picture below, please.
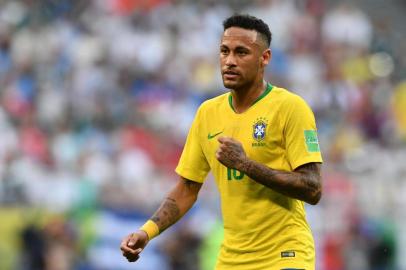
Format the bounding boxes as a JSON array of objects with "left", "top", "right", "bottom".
[
  {"left": 237, "top": 50, "right": 248, "bottom": 56},
  {"left": 220, "top": 48, "right": 229, "bottom": 55}
]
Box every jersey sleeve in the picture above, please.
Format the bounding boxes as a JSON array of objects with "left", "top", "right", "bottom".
[
  {"left": 283, "top": 95, "right": 323, "bottom": 170},
  {"left": 175, "top": 106, "right": 210, "bottom": 183}
]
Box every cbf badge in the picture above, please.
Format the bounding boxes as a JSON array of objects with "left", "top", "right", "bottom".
[{"left": 252, "top": 117, "right": 267, "bottom": 147}]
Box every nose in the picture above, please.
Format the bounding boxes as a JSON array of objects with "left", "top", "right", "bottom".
[{"left": 225, "top": 53, "right": 237, "bottom": 67}]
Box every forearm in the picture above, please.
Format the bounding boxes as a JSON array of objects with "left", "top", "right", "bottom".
[
  {"left": 150, "top": 178, "right": 201, "bottom": 233},
  {"left": 238, "top": 160, "right": 322, "bottom": 205}
]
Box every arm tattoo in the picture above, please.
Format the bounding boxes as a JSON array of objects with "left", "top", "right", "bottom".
[
  {"left": 183, "top": 179, "right": 202, "bottom": 193},
  {"left": 150, "top": 178, "right": 201, "bottom": 233},
  {"left": 241, "top": 161, "right": 322, "bottom": 204},
  {"left": 295, "top": 163, "right": 322, "bottom": 196},
  {"left": 151, "top": 197, "right": 181, "bottom": 233}
]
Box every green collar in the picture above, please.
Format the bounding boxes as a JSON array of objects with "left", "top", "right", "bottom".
[{"left": 228, "top": 83, "right": 273, "bottom": 112}]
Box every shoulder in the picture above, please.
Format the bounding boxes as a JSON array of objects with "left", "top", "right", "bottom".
[
  {"left": 269, "top": 86, "right": 316, "bottom": 128},
  {"left": 272, "top": 86, "right": 312, "bottom": 112},
  {"left": 272, "top": 86, "right": 307, "bottom": 104},
  {"left": 197, "top": 92, "right": 229, "bottom": 113}
]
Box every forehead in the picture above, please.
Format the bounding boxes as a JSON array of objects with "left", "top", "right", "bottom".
[{"left": 221, "top": 27, "right": 259, "bottom": 48}]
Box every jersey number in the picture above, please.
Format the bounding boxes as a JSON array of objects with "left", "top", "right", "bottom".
[{"left": 227, "top": 168, "right": 245, "bottom": 180}]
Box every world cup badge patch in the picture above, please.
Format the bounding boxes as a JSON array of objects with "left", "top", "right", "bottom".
[{"left": 253, "top": 117, "right": 267, "bottom": 142}]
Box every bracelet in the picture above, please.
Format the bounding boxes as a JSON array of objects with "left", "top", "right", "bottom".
[{"left": 139, "top": 220, "right": 160, "bottom": 240}]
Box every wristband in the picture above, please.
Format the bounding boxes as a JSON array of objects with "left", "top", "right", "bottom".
[{"left": 139, "top": 220, "right": 160, "bottom": 240}]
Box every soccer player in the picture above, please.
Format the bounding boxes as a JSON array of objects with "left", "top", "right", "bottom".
[{"left": 120, "top": 14, "right": 323, "bottom": 270}]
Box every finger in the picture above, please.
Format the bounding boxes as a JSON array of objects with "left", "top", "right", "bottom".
[
  {"left": 122, "top": 247, "right": 142, "bottom": 258},
  {"left": 127, "top": 254, "right": 140, "bottom": 262},
  {"left": 120, "top": 237, "right": 130, "bottom": 250},
  {"left": 226, "top": 139, "right": 239, "bottom": 148},
  {"left": 121, "top": 233, "right": 134, "bottom": 246},
  {"left": 216, "top": 151, "right": 221, "bottom": 160},
  {"left": 216, "top": 153, "right": 224, "bottom": 164},
  {"left": 125, "top": 248, "right": 142, "bottom": 256},
  {"left": 219, "top": 145, "right": 230, "bottom": 154},
  {"left": 220, "top": 143, "right": 228, "bottom": 150},
  {"left": 228, "top": 137, "right": 238, "bottom": 143},
  {"left": 226, "top": 138, "right": 242, "bottom": 148},
  {"left": 126, "top": 233, "right": 140, "bottom": 247},
  {"left": 217, "top": 136, "right": 228, "bottom": 143},
  {"left": 128, "top": 237, "right": 137, "bottom": 247},
  {"left": 124, "top": 252, "right": 139, "bottom": 261},
  {"left": 216, "top": 147, "right": 224, "bottom": 157},
  {"left": 121, "top": 241, "right": 139, "bottom": 254},
  {"left": 121, "top": 245, "right": 136, "bottom": 254},
  {"left": 120, "top": 240, "right": 130, "bottom": 252}
]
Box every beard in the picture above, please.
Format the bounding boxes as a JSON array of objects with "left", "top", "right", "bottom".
[
  {"left": 222, "top": 75, "right": 255, "bottom": 90},
  {"left": 223, "top": 79, "right": 239, "bottom": 89}
]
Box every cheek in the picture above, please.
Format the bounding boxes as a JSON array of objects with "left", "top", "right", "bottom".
[{"left": 243, "top": 59, "right": 260, "bottom": 75}]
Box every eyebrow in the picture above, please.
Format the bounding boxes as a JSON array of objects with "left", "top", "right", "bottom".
[
  {"left": 220, "top": 44, "right": 251, "bottom": 51},
  {"left": 235, "top": 46, "right": 250, "bottom": 51}
]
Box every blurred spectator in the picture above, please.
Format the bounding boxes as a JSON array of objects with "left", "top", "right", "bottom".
[
  {"left": 20, "top": 224, "right": 46, "bottom": 270},
  {"left": 321, "top": 2, "right": 372, "bottom": 49}
]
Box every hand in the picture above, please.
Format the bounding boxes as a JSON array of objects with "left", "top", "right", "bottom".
[
  {"left": 216, "top": 136, "right": 248, "bottom": 170},
  {"left": 120, "top": 230, "right": 149, "bottom": 262}
]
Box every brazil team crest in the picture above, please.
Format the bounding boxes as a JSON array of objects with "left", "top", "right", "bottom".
[{"left": 253, "top": 117, "right": 267, "bottom": 142}]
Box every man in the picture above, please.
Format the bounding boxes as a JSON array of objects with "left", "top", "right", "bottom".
[{"left": 121, "top": 14, "right": 323, "bottom": 270}]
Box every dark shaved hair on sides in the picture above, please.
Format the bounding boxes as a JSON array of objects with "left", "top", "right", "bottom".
[{"left": 223, "top": 14, "right": 272, "bottom": 48}]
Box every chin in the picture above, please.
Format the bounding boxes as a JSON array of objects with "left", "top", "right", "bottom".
[{"left": 223, "top": 80, "right": 241, "bottom": 89}]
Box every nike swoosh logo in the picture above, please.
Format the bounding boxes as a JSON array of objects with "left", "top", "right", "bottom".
[{"left": 208, "top": 131, "right": 223, "bottom": 140}]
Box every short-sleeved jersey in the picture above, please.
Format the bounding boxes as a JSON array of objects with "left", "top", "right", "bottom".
[{"left": 176, "top": 84, "right": 322, "bottom": 270}]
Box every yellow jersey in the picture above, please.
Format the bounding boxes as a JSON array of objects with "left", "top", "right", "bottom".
[{"left": 176, "top": 84, "right": 323, "bottom": 270}]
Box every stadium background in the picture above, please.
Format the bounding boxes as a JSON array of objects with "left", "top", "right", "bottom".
[{"left": 0, "top": 0, "right": 405, "bottom": 269}]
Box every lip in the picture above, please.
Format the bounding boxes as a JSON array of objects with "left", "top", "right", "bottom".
[
  {"left": 223, "top": 73, "right": 239, "bottom": 80},
  {"left": 223, "top": 70, "right": 240, "bottom": 80}
]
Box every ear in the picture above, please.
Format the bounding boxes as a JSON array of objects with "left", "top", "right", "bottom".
[{"left": 261, "top": 48, "right": 272, "bottom": 67}]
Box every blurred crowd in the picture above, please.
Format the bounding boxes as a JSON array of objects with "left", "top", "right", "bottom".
[{"left": 0, "top": 0, "right": 405, "bottom": 269}]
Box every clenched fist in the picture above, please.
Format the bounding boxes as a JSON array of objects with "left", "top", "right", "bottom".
[
  {"left": 120, "top": 230, "right": 149, "bottom": 262},
  {"left": 216, "top": 136, "right": 248, "bottom": 170}
]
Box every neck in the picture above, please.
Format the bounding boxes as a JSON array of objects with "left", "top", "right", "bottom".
[{"left": 230, "top": 79, "right": 267, "bottom": 113}]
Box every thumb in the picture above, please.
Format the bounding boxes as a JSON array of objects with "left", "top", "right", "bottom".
[
  {"left": 128, "top": 238, "right": 137, "bottom": 247},
  {"left": 218, "top": 136, "right": 226, "bottom": 143}
]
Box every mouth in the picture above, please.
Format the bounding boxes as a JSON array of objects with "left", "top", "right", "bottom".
[{"left": 222, "top": 70, "right": 240, "bottom": 80}]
